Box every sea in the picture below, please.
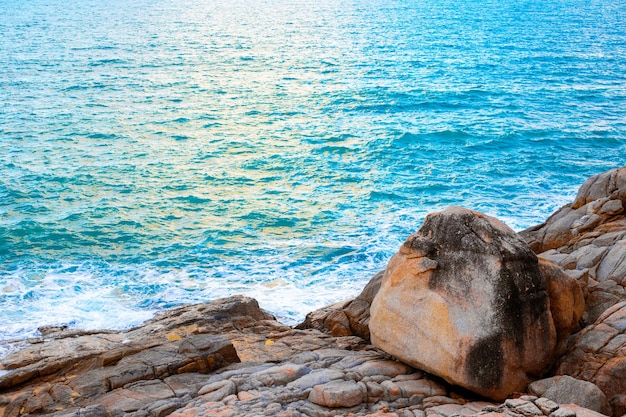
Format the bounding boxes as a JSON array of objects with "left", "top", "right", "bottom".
[{"left": 1, "top": 0, "right": 625, "bottom": 357}]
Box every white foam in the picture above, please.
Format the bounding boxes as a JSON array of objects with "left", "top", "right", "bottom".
[{"left": 0, "top": 184, "right": 576, "bottom": 347}]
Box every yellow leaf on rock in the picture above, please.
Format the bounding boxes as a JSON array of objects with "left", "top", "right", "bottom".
[
  {"left": 166, "top": 333, "right": 182, "bottom": 341},
  {"left": 265, "top": 339, "right": 275, "bottom": 345}
]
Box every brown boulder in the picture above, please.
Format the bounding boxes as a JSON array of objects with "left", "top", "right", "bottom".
[
  {"left": 539, "top": 258, "right": 585, "bottom": 356},
  {"left": 369, "top": 206, "right": 557, "bottom": 401}
]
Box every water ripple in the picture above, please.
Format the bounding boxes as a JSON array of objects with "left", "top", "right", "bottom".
[{"left": 1, "top": 0, "right": 625, "bottom": 343}]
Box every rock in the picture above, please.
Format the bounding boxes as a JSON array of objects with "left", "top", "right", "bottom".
[
  {"left": 550, "top": 407, "right": 577, "bottom": 417},
  {"left": 504, "top": 398, "right": 543, "bottom": 416},
  {"left": 0, "top": 296, "right": 272, "bottom": 416},
  {"left": 388, "top": 379, "right": 446, "bottom": 398},
  {"left": 352, "top": 360, "right": 413, "bottom": 377},
  {"left": 0, "top": 293, "right": 614, "bottom": 417},
  {"left": 514, "top": 167, "right": 626, "bottom": 417},
  {"left": 250, "top": 363, "right": 310, "bottom": 387},
  {"left": 308, "top": 380, "right": 367, "bottom": 408},
  {"left": 483, "top": 397, "right": 609, "bottom": 417},
  {"left": 520, "top": 166, "right": 626, "bottom": 326},
  {"left": 559, "top": 404, "right": 610, "bottom": 417},
  {"left": 535, "top": 397, "right": 560, "bottom": 414},
  {"left": 198, "top": 380, "right": 237, "bottom": 401},
  {"left": 369, "top": 206, "right": 556, "bottom": 400},
  {"left": 142, "top": 397, "right": 190, "bottom": 417},
  {"left": 296, "top": 270, "right": 383, "bottom": 341},
  {"left": 286, "top": 369, "right": 345, "bottom": 390},
  {"left": 528, "top": 375, "right": 611, "bottom": 415},
  {"left": 555, "top": 302, "right": 626, "bottom": 416},
  {"left": 539, "top": 258, "right": 585, "bottom": 355},
  {"left": 596, "top": 240, "right": 626, "bottom": 284}
]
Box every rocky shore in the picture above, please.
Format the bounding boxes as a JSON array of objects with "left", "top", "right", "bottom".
[{"left": 1, "top": 167, "right": 625, "bottom": 417}]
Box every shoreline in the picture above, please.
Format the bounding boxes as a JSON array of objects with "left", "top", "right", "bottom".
[{"left": 1, "top": 166, "right": 625, "bottom": 417}]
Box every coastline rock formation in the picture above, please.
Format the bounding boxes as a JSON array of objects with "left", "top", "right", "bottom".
[
  {"left": 521, "top": 167, "right": 626, "bottom": 326},
  {"left": 1, "top": 166, "right": 625, "bottom": 417},
  {"left": 0, "top": 295, "right": 607, "bottom": 417},
  {"left": 369, "top": 207, "right": 567, "bottom": 401},
  {"left": 520, "top": 167, "right": 626, "bottom": 414}
]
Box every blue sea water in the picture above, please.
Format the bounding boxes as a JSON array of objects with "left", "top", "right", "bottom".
[{"left": 1, "top": 0, "right": 625, "bottom": 354}]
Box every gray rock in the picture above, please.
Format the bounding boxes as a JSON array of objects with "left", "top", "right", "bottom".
[
  {"left": 352, "top": 359, "right": 412, "bottom": 377},
  {"left": 596, "top": 241, "right": 626, "bottom": 284},
  {"left": 250, "top": 363, "right": 310, "bottom": 387},
  {"left": 550, "top": 407, "right": 577, "bottom": 417},
  {"left": 528, "top": 375, "right": 612, "bottom": 416},
  {"left": 535, "top": 397, "right": 560, "bottom": 414},
  {"left": 308, "top": 380, "right": 367, "bottom": 408},
  {"left": 198, "top": 380, "right": 237, "bottom": 402},
  {"left": 286, "top": 369, "right": 344, "bottom": 390},
  {"left": 296, "top": 270, "right": 384, "bottom": 341},
  {"left": 599, "top": 199, "right": 624, "bottom": 215}
]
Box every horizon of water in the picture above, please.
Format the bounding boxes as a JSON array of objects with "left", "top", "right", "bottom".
[{"left": 1, "top": 0, "right": 625, "bottom": 356}]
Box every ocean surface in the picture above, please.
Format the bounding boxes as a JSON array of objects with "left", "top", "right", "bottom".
[{"left": 1, "top": 0, "right": 625, "bottom": 355}]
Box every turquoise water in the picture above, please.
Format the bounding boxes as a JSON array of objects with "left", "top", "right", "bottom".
[{"left": 1, "top": 0, "right": 625, "bottom": 350}]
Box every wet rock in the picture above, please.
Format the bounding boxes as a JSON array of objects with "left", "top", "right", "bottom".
[{"left": 370, "top": 206, "right": 556, "bottom": 400}]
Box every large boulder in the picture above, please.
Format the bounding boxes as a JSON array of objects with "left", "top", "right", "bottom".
[{"left": 369, "top": 207, "right": 557, "bottom": 400}]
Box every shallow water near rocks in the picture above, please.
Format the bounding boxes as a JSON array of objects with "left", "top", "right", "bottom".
[{"left": 1, "top": 0, "right": 625, "bottom": 350}]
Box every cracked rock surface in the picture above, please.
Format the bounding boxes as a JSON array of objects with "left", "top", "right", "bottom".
[
  {"left": 520, "top": 167, "right": 626, "bottom": 414},
  {"left": 0, "top": 295, "right": 609, "bottom": 417}
]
